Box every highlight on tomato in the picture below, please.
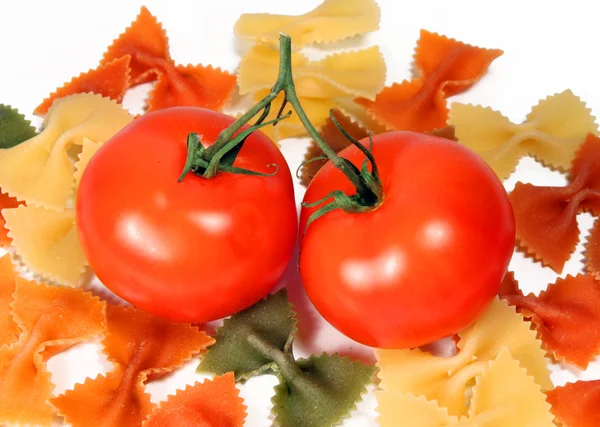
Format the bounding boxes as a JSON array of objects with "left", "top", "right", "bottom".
[
  {"left": 76, "top": 107, "right": 297, "bottom": 323},
  {"left": 299, "top": 131, "right": 516, "bottom": 349}
]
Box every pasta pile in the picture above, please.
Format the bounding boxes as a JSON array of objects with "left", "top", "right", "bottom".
[
  {"left": 235, "top": 0, "right": 385, "bottom": 142},
  {"left": 0, "top": 0, "right": 599, "bottom": 426}
]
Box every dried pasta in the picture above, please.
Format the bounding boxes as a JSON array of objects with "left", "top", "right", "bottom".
[
  {"left": 5, "top": 138, "right": 102, "bottom": 286},
  {"left": 234, "top": 0, "right": 380, "bottom": 46},
  {"left": 357, "top": 30, "right": 502, "bottom": 133},
  {"left": 509, "top": 133, "right": 600, "bottom": 272},
  {"left": 0, "top": 255, "right": 19, "bottom": 348},
  {"left": 52, "top": 304, "right": 213, "bottom": 427},
  {"left": 377, "top": 349, "right": 555, "bottom": 426},
  {"left": 376, "top": 297, "right": 551, "bottom": 417},
  {"left": 142, "top": 373, "right": 246, "bottom": 427},
  {"left": 450, "top": 90, "right": 597, "bottom": 180},
  {"left": 147, "top": 63, "right": 236, "bottom": 112},
  {"left": 0, "top": 276, "right": 104, "bottom": 426},
  {"left": 0, "top": 94, "right": 133, "bottom": 210},
  {"left": 35, "top": 56, "right": 132, "bottom": 116},
  {"left": 501, "top": 274, "right": 600, "bottom": 369},
  {"left": 546, "top": 380, "right": 600, "bottom": 427},
  {"left": 102, "top": 6, "right": 235, "bottom": 112},
  {"left": 238, "top": 44, "right": 385, "bottom": 99}
]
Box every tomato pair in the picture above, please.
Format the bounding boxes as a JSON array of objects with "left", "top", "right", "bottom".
[{"left": 78, "top": 108, "right": 514, "bottom": 349}]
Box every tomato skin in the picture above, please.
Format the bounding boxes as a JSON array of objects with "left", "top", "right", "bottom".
[
  {"left": 299, "top": 131, "right": 515, "bottom": 349},
  {"left": 77, "top": 107, "right": 297, "bottom": 323}
]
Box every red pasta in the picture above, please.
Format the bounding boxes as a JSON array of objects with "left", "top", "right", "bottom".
[
  {"left": 510, "top": 133, "right": 600, "bottom": 273},
  {"left": 102, "top": 7, "right": 236, "bottom": 112},
  {"left": 501, "top": 274, "right": 600, "bottom": 368},
  {"left": 546, "top": 380, "right": 600, "bottom": 427},
  {"left": 356, "top": 30, "right": 502, "bottom": 132},
  {"left": 52, "top": 304, "right": 213, "bottom": 427},
  {"left": 142, "top": 373, "right": 246, "bottom": 427},
  {"left": 34, "top": 56, "right": 131, "bottom": 116}
]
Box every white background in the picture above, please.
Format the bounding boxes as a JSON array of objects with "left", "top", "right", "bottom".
[{"left": 1, "top": 0, "right": 600, "bottom": 425}]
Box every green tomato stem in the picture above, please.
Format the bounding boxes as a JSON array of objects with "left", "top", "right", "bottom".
[{"left": 179, "top": 34, "right": 384, "bottom": 229}]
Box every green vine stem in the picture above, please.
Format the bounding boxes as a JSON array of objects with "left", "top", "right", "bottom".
[{"left": 179, "top": 34, "right": 385, "bottom": 227}]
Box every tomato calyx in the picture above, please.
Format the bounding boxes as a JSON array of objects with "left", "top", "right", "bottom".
[{"left": 178, "top": 35, "right": 385, "bottom": 229}]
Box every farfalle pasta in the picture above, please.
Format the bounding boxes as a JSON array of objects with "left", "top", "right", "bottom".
[
  {"left": 546, "top": 380, "right": 600, "bottom": 427},
  {"left": 0, "top": 276, "right": 104, "bottom": 426},
  {"left": 0, "top": 93, "right": 133, "bottom": 210},
  {"left": 500, "top": 274, "right": 600, "bottom": 368},
  {"left": 6, "top": 138, "right": 101, "bottom": 286},
  {"left": 377, "top": 349, "right": 555, "bottom": 426},
  {"left": 450, "top": 90, "right": 598, "bottom": 180},
  {"left": 238, "top": 44, "right": 385, "bottom": 99},
  {"left": 142, "top": 373, "right": 246, "bottom": 427},
  {"left": 52, "top": 304, "right": 213, "bottom": 427},
  {"left": 509, "top": 133, "right": 600, "bottom": 272},
  {"left": 376, "top": 298, "right": 551, "bottom": 418},
  {"left": 357, "top": 30, "right": 502, "bottom": 133},
  {"left": 234, "top": 0, "right": 380, "bottom": 46},
  {"left": 101, "top": 7, "right": 236, "bottom": 112},
  {"left": 35, "top": 56, "right": 132, "bottom": 116}
]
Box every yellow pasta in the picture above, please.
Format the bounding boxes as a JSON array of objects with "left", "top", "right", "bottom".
[
  {"left": 238, "top": 44, "right": 386, "bottom": 99},
  {"left": 467, "top": 349, "right": 555, "bottom": 426},
  {"left": 0, "top": 93, "right": 133, "bottom": 210},
  {"left": 4, "top": 139, "right": 102, "bottom": 287},
  {"left": 234, "top": 0, "right": 380, "bottom": 46},
  {"left": 376, "top": 298, "right": 551, "bottom": 417},
  {"left": 377, "top": 349, "right": 555, "bottom": 427},
  {"left": 449, "top": 90, "right": 597, "bottom": 180}
]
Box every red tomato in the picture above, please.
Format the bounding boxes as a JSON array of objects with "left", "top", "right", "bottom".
[
  {"left": 299, "top": 131, "right": 515, "bottom": 349},
  {"left": 77, "top": 107, "right": 297, "bottom": 323}
]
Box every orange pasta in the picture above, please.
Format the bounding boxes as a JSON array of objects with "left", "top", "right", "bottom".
[
  {"left": 502, "top": 274, "right": 600, "bottom": 369},
  {"left": 35, "top": 56, "right": 132, "bottom": 116},
  {"left": 0, "top": 277, "right": 104, "bottom": 426},
  {"left": 510, "top": 133, "right": 600, "bottom": 272},
  {"left": 101, "top": 6, "right": 170, "bottom": 85},
  {"left": 357, "top": 30, "right": 502, "bottom": 133},
  {"left": 52, "top": 304, "right": 213, "bottom": 427},
  {"left": 142, "top": 373, "right": 246, "bottom": 427},
  {"left": 101, "top": 7, "right": 235, "bottom": 112},
  {"left": 147, "top": 63, "right": 236, "bottom": 112},
  {"left": 546, "top": 380, "right": 600, "bottom": 427},
  {"left": 0, "top": 255, "right": 18, "bottom": 348}
]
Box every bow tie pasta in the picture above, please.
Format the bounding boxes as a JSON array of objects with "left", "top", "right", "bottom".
[{"left": 0, "top": 93, "right": 133, "bottom": 210}]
